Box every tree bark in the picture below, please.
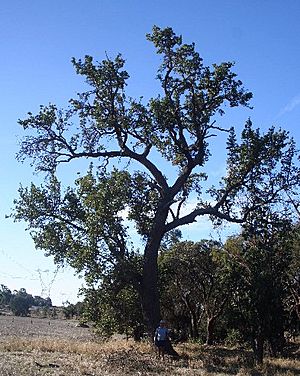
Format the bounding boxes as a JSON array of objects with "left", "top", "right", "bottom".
[
  {"left": 140, "top": 200, "right": 183, "bottom": 364},
  {"left": 141, "top": 209, "right": 168, "bottom": 335},
  {"left": 182, "top": 295, "right": 199, "bottom": 339},
  {"left": 252, "top": 333, "right": 264, "bottom": 365},
  {"left": 190, "top": 312, "right": 199, "bottom": 339},
  {"left": 206, "top": 317, "right": 216, "bottom": 345},
  {"left": 142, "top": 244, "right": 160, "bottom": 336}
]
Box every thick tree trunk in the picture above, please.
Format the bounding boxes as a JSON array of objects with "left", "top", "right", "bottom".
[
  {"left": 141, "top": 207, "right": 180, "bottom": 361},
  {"left": 141, "top": 210, "right": 168, "bottom": 335},
  {"left": 142, "top": 243, "right": 160, "bottom": 335}
]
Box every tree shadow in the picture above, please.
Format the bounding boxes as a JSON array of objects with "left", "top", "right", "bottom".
[
  {"left": 282, "top": 341, "right": 300, "bottom": 360},
  {"left": 201, "top": 346, "right": 254, "bottom": 375},
  {"left": 191, "top": 342, "right": 300, "bottom": 375}
]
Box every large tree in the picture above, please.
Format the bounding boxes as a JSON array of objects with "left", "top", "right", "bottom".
[{"left": 13, "top": 26, "right": 300, "bottom": 334}]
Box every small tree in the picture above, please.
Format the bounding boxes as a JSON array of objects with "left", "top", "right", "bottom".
[
  {"left": 0, "top": 285, "right": 12, "bottom": 307},
  {"left": 62, "top": 301, "right": 77, "bottom": 319},
  {"left": 9, "top": 288, "right": 34, "bottom": 316}
]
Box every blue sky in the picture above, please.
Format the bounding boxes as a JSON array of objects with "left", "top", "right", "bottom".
[{"left": 1, "top": 0, "right": 300, "bottom": 305}]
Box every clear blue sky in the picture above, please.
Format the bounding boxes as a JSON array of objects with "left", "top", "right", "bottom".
[{"left": 1, "top": 0, "right": 300, "bottom": 305}]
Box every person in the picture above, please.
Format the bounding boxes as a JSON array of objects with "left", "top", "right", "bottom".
[{"left": 153, "top": 319, "right": 169, "bottom": 359}]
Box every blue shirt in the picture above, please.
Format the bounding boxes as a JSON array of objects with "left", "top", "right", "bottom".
[{"left": 154, "top": 326, "right": 169, "bottom": 341}]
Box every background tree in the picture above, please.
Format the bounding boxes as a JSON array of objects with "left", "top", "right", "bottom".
[
  {"left": 9, "top": 288, "right": 34, "bottom": 316},
  {"left": 62, "top": 300, "right": 84, "bottom": 319},
  {"left": 13, "top": 26, "right": 300, "bottom": 334},
  {"left": 0, "top": 285, "right": 12, "bottom": 307},
  {"left": 33, "top": 295, "right": 52, "bottom": 307},
  {"left": 284, "top": 223, "right": 300, "bottom": 339},
  {"left": 159, "top": 240, "right": 237, "bottom": 344},
  {"left": 223, "top": 210, "right": 295, "bottom": 364}
]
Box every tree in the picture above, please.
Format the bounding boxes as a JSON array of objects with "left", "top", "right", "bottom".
[
  {"left": 82, "top": 284, "right": 143, "bottom": 338},
  {"left": 159, "top": 240, "right": 237, "bottom": 344},
  {"left": 33, "top": 295, "right": 52, "bottom": 307},
  {"left": 62, "top": 300, "right": 84, "bottom": 319},
  {"left": 284, "top": 223, "right": 300, "bottom": 339},
  {"left": 80, "top": 251, "right": 143, "bottom": 338},
  {"left": 0, "top": 285, "right": 12, "bottom": 306},
  {"left": 9, "top": 288, "right": 34, "bottom": 316},
  {"left": 223, "top": 210, "right": 295, "bottom": 364},
  {"left": 13, "top": 26, "right": 300, "bottom": 334}
]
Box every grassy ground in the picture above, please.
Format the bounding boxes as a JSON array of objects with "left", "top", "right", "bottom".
[{"left": 0, "top": 315, "right": 299, "bottom": 375}]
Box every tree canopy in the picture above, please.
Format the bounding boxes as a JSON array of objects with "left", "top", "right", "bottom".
[{"left": 13, "top": 26, "right": 300, "bottom": 333}]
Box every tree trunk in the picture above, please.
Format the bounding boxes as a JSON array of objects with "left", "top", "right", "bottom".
[
  {"left": 252, "top": 333, "right": 264, "bottom": 365},
  {"left": 182, "top": 296, "right": 199, "bottom": 339},
  {"left": 141, "top": 210, "right": 168, "bottom": 335},
  {"left": 140, "top": 206, "right": 181, "bottom": 365},
  {"left": 269, "top": 328, "right": 285, "bottom": 357},
  {"left": 142, "top": 243, "right": 160, "bottom": 336},
  {"left": 190, "top": 311, "right": 199, "bottom": 339},
  {"left": 206, "top": 317, "right": 216, "bottom": 345}
]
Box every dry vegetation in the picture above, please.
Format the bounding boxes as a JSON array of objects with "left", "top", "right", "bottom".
[{"left": 0, "top": 315, "right": 299, "bottom": 375}]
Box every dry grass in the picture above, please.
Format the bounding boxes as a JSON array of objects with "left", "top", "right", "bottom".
[{"left": 0, "top": 315, "right": 299, "bottom": 375}]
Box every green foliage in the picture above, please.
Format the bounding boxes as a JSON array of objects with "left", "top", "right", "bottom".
[
  {"left": 223, "top": 213, "right": 294, "bottom": 363},
  {"left": 82, "top": 283, "right": 143, "bottom": 338},
  {"left": 9, "top": 288, "right": 34, "bottom": 316},
  {"left": 13, "top": 168, "right": 134, "bottom": 282},
  {"left": 286, "top": 224, "right": 300, "bottom": 329},
  {"left": 0, "top": 285, "right": 12, "bottom": 306},
  {"left": 62, "top": 301, "right": 84, "bottom": 319},
  {"left": 147, "top": 26, "right": 252, "bottom": 169},
  {"left": 13, "top": 25, "right": 300, "bottom": 333},
  {"left": 33, "top": 295, "right": 52, "bottom": 307},
  {"left": 159, "top": 240, "right": 237, "bottom": 343},
  {"left": 225, "top": 328, "right": 245, "bottom": 347},
  {"left": 1, "top": 285, "right": 52, "bottom": 315}
]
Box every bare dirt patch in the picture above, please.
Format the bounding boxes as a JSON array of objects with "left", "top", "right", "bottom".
[{"left": 0, "top": 315, "right": 95, "bottom": 341}]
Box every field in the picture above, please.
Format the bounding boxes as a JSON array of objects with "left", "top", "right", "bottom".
[{"left": 0, "top": 315, "right": 299, "bottom": 375}]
